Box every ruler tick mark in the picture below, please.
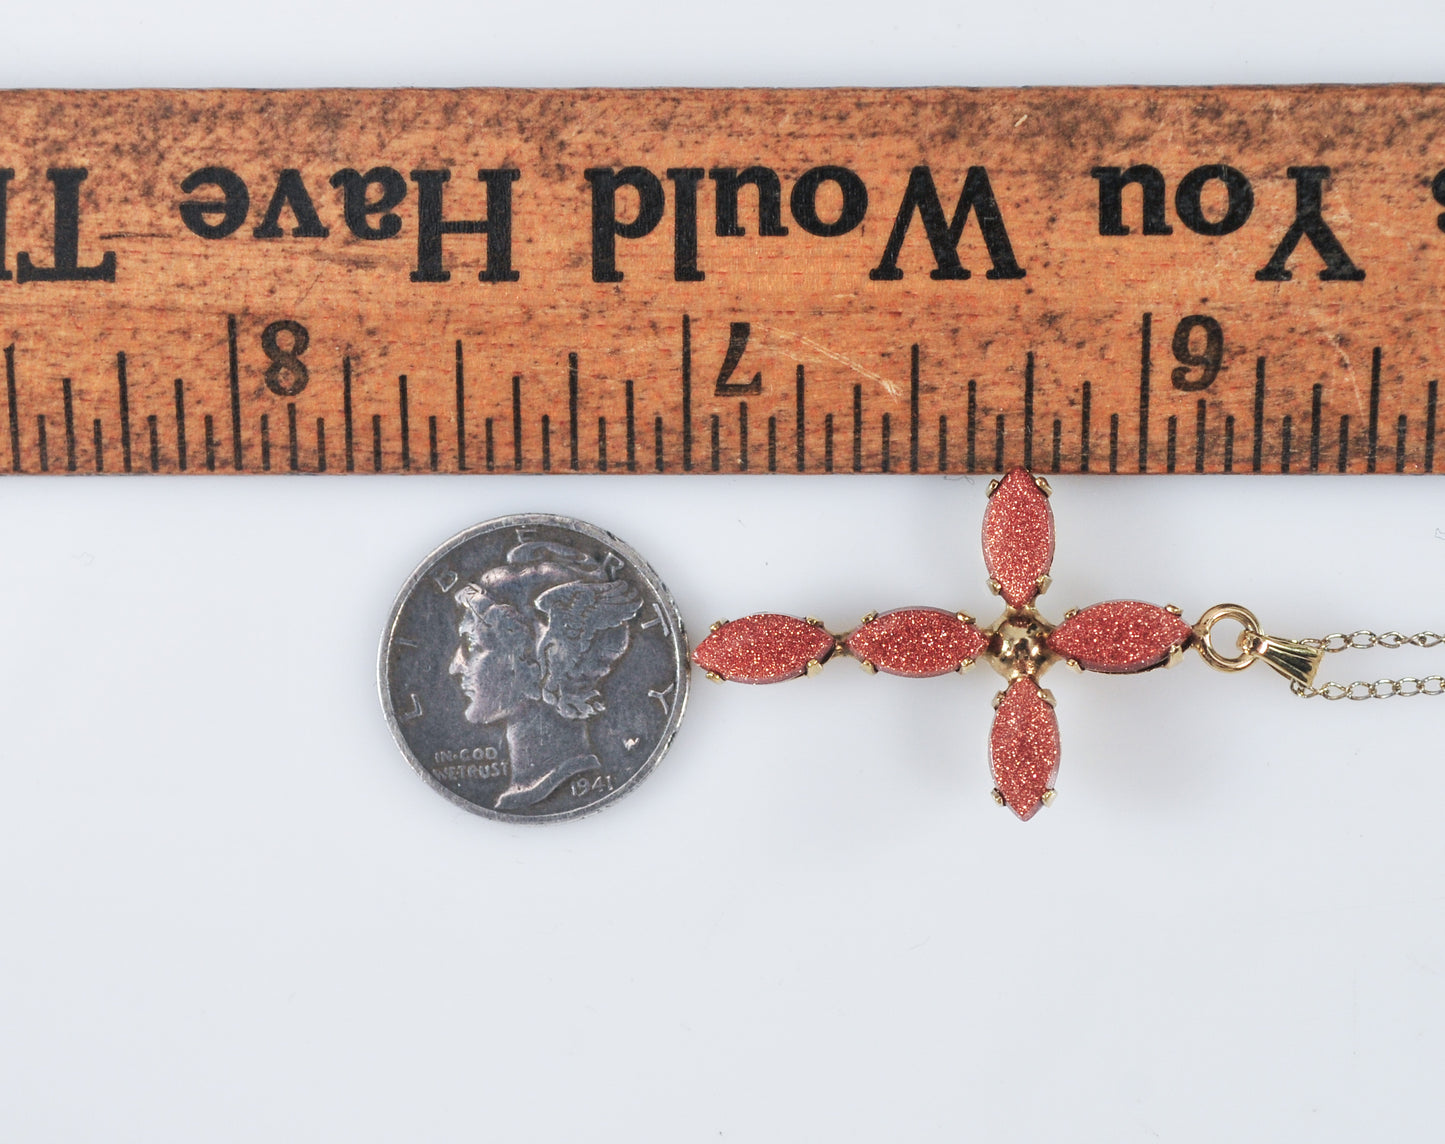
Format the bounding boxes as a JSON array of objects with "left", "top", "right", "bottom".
[
  {"left": 1051, "top": 418, "right": 1062, "bottom": 473},
  {"left": 92, "top": 418, "right": 104, "bottom": 473},
  {"left": 455, "top": 340, "right": 467, "bottom": 471},
  {"left": 117, "top": 351, "right": 132, "bottom": 473},
  {"left": 371, "top": 414, "right": 382, "bottom": 473},
  {"left": 1194, "top": 398, "right": 1206, "bottom": 473},
  {"left": 1310, "top": 384, "right": 1323, "bottom": 473},
  {"left": 541, "top": 413, "right": 551, "bottom": 471},
  {"left": 287, "top": 402, "right": 299, "bottom": 472},
  {"left": 1079, "top": 380, "right": 1092, "bottom": 473},
  {"left": 910, "top": 344, "right": 921, "bottom": 473},
  {"left": 428, "top": 415, "right": 438, "bottom": 472},
  {"left": 1280, "top": 415, "right": 1292, "bottom": 474},
  {"left": 709, "top": 414, "right": 720, "bottom": 473},
  {"left": 260, "top": 414, "right": 271, "bottom": 472},
  {"left": 4, "top": 344, "right": 19, "bottom": 472},
  {"left": 967, "top": 379, "right": 978, "bottom": 473},
  {"left": 1367, "top": 346, "right": 1382, "bottom": 473},
  {"left": 1252, "top": 357, "right": 1265, "bottom": 474},
  {"left": 938, "top": 414, "right": 948, "bottom": 472},
  {"left": 36, "top": 414, "right": 48, "bottom": 472},
  {"left": 1023, "top": 350, "right": 1035, "bottom": 471},
  {"left": 795, "top": 366, "right": 806, "bottom": 473},
  {"left": 1138, "top": 313, "right": 1152, "bottom": 473},
  {"left": 0, "top": 170, "right": 11, "bottom": 281},
  {"left": 173, "top": 378, "right": 188, "bottom": 472},
  {"left": 227, "top": 316, "right": 242, "bottom": 472},
  {"left": 625, "top": 379, "right": 637, "bottom": 472},
  {"left": 682, "top": 316, "right": 694, "bottom": 473},
  {"left": 653, "top": 414, "right": 663, "bottom": 472},
  {"left": 342, "top": 356, "right": 355, "bottom": 473},
  {"left": 62, "top": 378, "right": 76, "bottom": 472},
  {"left": 512, "top": 375, "right": 523, "bottom": 471},
  {"left": 881, "top": 412, "right": 891, "bottom": 473},
  {"left": 569, "top": 352, "right": 580, "bottom": 472},
  {"left": 1426, "top": 380, "right": 1438, "bottom": 473},
  {"left": 1108, "top": 413, "right": 1119, "bottom": 473},
  {"left": 1224, "top": 414, "right": 1236, "bottom": 473},
  {"left": 204, "top": 415, "right": 215, "bottom": 472},
  {"left": 1395, "top": 414, "right": 1408, "bottom": 474},
  {"left": 317, "top": 417, "right": 327, "bottom": 473},
  {"left": 1337, "top": 414, "right": 1350, "bottom": 473},
  {"left": 148, "top": 415, "right": 160, "bottom": 472},
  {"left": 398, "top": 375, "right": 411, "bottom": 472},
  {"left": 994, "top": 414, "right": 1006, "bottom": 473},
  {"left": 598, "top": 415, "right": 608, "bottom": 472}
]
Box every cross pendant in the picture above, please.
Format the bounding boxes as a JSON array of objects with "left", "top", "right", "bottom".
[{"left": 693, "top": 469, "right": 1199, "bottom": 821}]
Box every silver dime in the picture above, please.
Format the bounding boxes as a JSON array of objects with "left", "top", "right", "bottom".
[{"left": 379, "top": 515, "right": 688, "bottom": 822}]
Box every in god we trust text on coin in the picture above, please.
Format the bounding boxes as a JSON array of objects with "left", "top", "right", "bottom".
[{"left": 379, "top": 515, "right": 688, "bottom": 822}]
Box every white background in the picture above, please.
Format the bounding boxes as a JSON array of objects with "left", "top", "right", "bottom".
[{"left": 2, "top": 4, "right": 1444, "bottom": 1142}]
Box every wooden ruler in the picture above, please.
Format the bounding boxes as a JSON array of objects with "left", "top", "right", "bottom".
[{"left": 1, "top": 86, "right": 1443, "bottom": 476}]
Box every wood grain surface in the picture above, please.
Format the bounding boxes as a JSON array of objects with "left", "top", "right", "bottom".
[{"left": 0, "top": 86, "right": 1442, "bottom": 475}]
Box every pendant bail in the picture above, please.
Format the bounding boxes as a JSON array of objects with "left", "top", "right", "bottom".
[{"left": 1241, "top": 631, "right": 1324, "bottom": 688}]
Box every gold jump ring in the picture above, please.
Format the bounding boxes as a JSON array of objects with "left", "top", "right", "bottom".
[{"left": 1194, "top": 603, "right": 1261, "bottom": 673}]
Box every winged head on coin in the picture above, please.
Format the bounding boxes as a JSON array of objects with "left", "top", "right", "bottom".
[{"left": 448, "top": 540, "right": 644, "bottom": 810}]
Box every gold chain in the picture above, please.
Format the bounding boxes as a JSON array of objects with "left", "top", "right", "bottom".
[{"left": 1290, "top": 630, "right": 1445, "bottom": 700}]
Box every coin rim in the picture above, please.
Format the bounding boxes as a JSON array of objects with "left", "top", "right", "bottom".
[{"left": 378, "top": 513, "right": 690, "bottom": 823}]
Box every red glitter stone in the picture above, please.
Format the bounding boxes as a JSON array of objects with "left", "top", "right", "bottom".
[
  {"left": 844, "top": 608, "right": 988, "bottom": 677},
  {"left": 981, "top": 469, "right": 1054, "bottom": 608},
  {"left": 1047, "top": 600, "right": 1194, "bottom": 674},
  {"left": 989, "top": 677, "right": 1061, "bottom": 822},
  {"left": 692, "top": 614, "right": 836, "bottom": 684}
]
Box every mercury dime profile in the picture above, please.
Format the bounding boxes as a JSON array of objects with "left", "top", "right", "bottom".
[{"left": 380, "top": 515, "right": 688, "bottom": 822}]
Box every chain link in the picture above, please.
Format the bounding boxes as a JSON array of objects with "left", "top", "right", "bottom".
[{"left": 1290, "top": 630, "right": 1445, "bottom": 700}]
